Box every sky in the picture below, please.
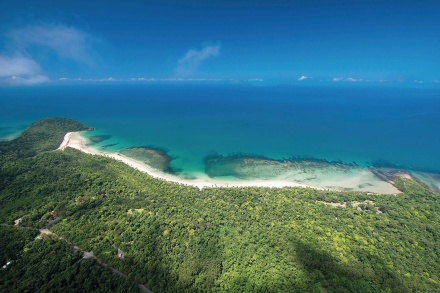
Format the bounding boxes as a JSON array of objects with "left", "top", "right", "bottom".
[{"left": 0, "top": 0, "right": 439, "bottom": 85}]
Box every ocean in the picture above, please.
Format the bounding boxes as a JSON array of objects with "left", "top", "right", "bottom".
[{"left": 1, "top": 83, "right": 439, "bottom": 178}]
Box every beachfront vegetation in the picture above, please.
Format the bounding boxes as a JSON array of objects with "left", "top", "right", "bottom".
[{"left": 1, "top": 118, "right": 439, "bottom": 292}]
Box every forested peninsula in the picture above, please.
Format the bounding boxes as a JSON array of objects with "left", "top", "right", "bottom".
[{"left": 1, "top": 118, "right": 439, "bottom": 292}]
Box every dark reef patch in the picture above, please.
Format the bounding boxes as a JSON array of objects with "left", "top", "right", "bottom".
[
  {"left": 88, "top": 135, "right": 112, "bottom": 144},
  {"left": 371, "top": 159, "right": 440, "bottom": 174},
  {"left": 119, "top": 146, "right": 175, "bottom": 173},
  {"left": 100, "top": 143, "right": 119, "bottom": 149},
  {"left": 204, "top": 153, "right": 358, "bottom": 179}
]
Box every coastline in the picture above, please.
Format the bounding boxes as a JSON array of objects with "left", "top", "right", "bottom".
[
  {"left": 58, "top": 132, "right": 317, "bottom": 190},
  {"left": 0, "top": 131, "right": 21, "bottom": 142},
  {"left": 58, "top": 132, "right": 401, "bottom": 194}
]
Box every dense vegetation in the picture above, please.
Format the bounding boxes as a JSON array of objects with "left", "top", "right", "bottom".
[
  {"left": 1, "top": 118, "right": 439, "bottom": 292},
  {"left": 0, "top": 226, "right": 139, "bottom": 292}
]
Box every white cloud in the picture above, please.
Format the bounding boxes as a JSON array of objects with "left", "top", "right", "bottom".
[
  {"left": 346, "top": 77, "right": 363, "bottom": 82},
  {"left": 0, "top": 55, "right": 48, "bottom": 84},
  {"left": 0, "top": 23, "right": 99, "bottom": 85},
  {"left": 332, "top": 77, "right": 363, "bottom": 82},
  {"left": 0, "top": 55, "right": 40, "bottom": 76},
  {"left": 130, "top": 77, "right": 157, "bottom": 82},
  {"left": 58, "top": 77, "right": 117, "bottom": 82},
  {"left": 7, "top": 74, "right": 48, "bottom": 85},
  {"left": 15, "top": 75, "right": 49, "bottom": 85},
  {"left": 8, "top": 24, "right": 95, "bottom": 64},
  {"left": 297, "top": 75, "right": 309, "bottom": 81},
  {"left": 175, "top": 44, "right": 221, "bottom": 76},
  {"left": 88, "top": 77, "right": 118, "bottom": 82}
]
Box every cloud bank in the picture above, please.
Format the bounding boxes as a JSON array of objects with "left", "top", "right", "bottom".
[
  {"left": 1, "top": 23, "right": 97, "bottom": 85},
  {"left": 8, "top": 24, "right": 95, "bottom": 64},
  {"left": 0, "top": 55, "right": 48, "bottom": 85},
  {"left": 0, "top": 55, "right": 40, "bottom": 77},
  {"left": 175, "top": 44, "right": 220, "bottom": 76}
]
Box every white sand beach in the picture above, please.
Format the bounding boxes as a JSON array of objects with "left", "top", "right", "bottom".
[{"left": 58, "top": 132, "right": 401, "bottom": 194}]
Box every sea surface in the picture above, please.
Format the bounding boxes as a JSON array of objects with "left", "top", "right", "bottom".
[{"left": 1, "top": 83, "right": 439, "bottom": 179}]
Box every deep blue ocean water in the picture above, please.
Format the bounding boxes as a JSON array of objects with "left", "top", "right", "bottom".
[{"left": 1, "top": 84, "right": 439, "bottom": 175}]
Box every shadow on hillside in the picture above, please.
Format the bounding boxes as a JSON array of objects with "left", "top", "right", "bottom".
[{"left": 292, "top": 240, "right": 410, "bottom": 293}]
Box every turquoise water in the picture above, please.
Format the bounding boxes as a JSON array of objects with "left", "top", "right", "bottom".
[{"left": 1, "top": 84, "right": 439, "bottom": 176}]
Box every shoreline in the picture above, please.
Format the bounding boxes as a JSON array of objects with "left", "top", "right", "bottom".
[
  {"left": 58, "top": 132, "right": 401, "bottom": 193},
  {"left": 58, "top": 132, "right": 317, "bottom": 190}
]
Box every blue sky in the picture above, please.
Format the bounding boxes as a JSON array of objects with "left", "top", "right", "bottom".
[{"left": 0, "top": 0, "right": 439, "bottom": 85}]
